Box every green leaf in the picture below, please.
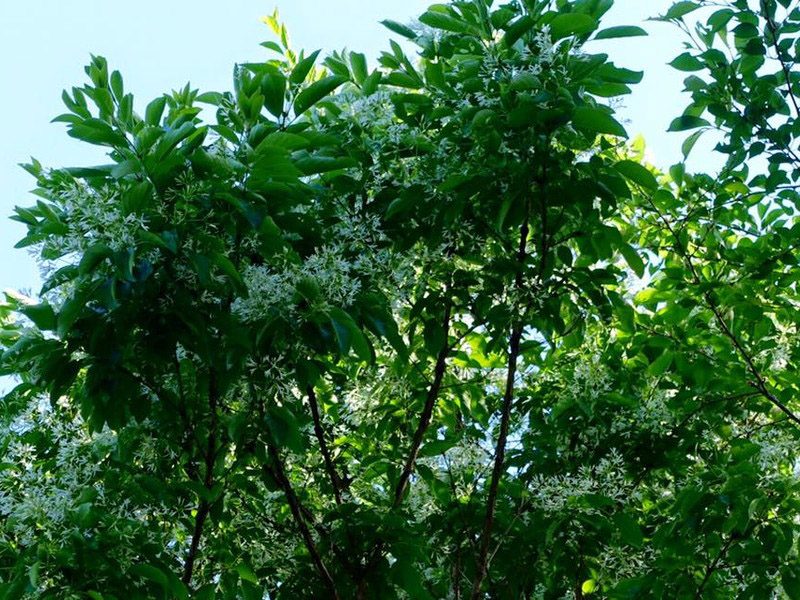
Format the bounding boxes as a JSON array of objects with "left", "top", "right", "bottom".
[
  {"left": 154, "top": 122, "right": 194, "bottom": 159},
  {"left": 381, "top": 19, "right": 417, "bottom": 39},
  {"left": 329, "top": 307, "right": 371, "bottom": 362},
  {"left": 293, "top": 76, "right": 348, "bottom": 116},
  {"left": 68, "top": 119, "right": 128, "bottom": 148},
  {"left": 257, "top": 132, "right": 310, "bottom": 151},
  {"left": 28, "top": 562, "right": 40, "bottom": 589},
  {"left": 615, "top": 160, "right": 658, "bottom": 190},
  {"left": 349, "top": 52, "right": 368, "bottom": 84},
  {"left": 384, "top": 72, "right": 421, "bottom": 89},
  {"left": 503, "top": 15, "right": 536, "bottom": 47},
  {"left": 609, "top": 577, "right": 648, "bottom": 599},
  {"left": 549, "top": 13, "right": 597, "bottom": 39},
  {"left": 681, "top": 129, "right": 705, "bottom": 159},
  {"left": 79, "top": 243, "right": 113, "bottom": 275},
  {"left": 195, "top": 585, "right": 216, "bottom": 600},
  {"left": 597, "top": 64, "right": 643, "bottom": 84},
  {"left": 782, "top": 566, "right": 800, "bottom": 600},
  {"left": 593, "top": 25, "right": 647, "bottom": 40},
  {"left": 362, "top": 70, "right": 382, "bottom": 96},
  {"left": 260, "top": 40, "right": 283, "bottom": 54},
  {"left": 572, "top": 106, "right": 628, "bottom": 137},
  {"left": 510, "top": 72, "right": 542, "bottom": 91},
  {"left": 613, "top": 513, "right": 644, "bottom": 547},
  {"left": 21, "top": 303, "right": 57, "bottom": 331},
  {"left": 129, "top": 564, "right": 169, "bottom": 589},
  {"left": 295, "top": 155, "right": 357, "bottom": 175},
  {"left": 261, "top": 71, "right": 287, "bottom": 117},
  {"left": 110, "top": 70, "right": 123, "bottom": 99},
  {"left": 236, "top": 563, "right": 259, "bottom": 585},
  {"left": 668, "top": 115, "right": 710, "bottom": 131},
  {"left": 196, "top": 91, "right": 225, "bottom": 105},
  {"left": 669, "top": 52, "right": 704, "bottom": 71},
  {"left": 290, "top": 49, "right": 321, "bottom": 84},
  {"left": 647, "top": 351, "right": 673, "bottom": 376},
  {"left": 391, "top": 558, "right": 434, "bottom": 600},
  {"left": 210, "top": 252, "right": 246, "bottom": 295},
  {"left": 145, "top": 96, "right": 167, "bottom": 126},
  {"left": 664, "top": 1, "right": 700, "bottom": 20},
  {"left": 418, "top": 11, "right": 470, "bottom": 33},
  {"left": 620, "top": 244, "right": 645, "bottom": 277}
]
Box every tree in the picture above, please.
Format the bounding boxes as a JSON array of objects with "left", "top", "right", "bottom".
[{"left": 1, "top": 0, "right": 800, "bottom": 598}]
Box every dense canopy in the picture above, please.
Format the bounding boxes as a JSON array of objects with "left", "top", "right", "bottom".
[{"left": 2, "top": 0, "right": 800, "bottom": 599}]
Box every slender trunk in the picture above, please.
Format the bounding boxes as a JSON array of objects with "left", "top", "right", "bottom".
[
  {"left": 308, "top": 386, "right": 344, "bottom": 504},
  {"left": 393, "top": 301, "right": 453, "bottom": 507},
  {"left": 469, "top": 325, "right": 523, "bottom": 599},
  {"left": 268, "top": 444, "right": 340, "bottom": 600},
  {"left": 470, "top": 213, "right": 529, "bottom": 600},
  {"left": 182, "top": 370, "right": 221, "bottom": 585},
  {"left": 182, "top": 500, "right": 210, "bottom": 584}
]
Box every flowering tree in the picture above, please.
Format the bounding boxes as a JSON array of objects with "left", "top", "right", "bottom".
[{"left": 2, "top": 0, "right": 800, "bottom": 599}]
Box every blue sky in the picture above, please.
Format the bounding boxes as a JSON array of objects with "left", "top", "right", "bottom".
[{"left": 0, "top": 0, "right": 711, "bottom": 294}]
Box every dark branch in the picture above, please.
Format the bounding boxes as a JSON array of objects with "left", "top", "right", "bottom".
[
  {"left": 393, "top": 300, "right": 453, "bottom": 508},
  {"left": 307, "top": 386, "right": 344, "bottom": 504},
  {"left": 267, "top": 444, "right": 340, "bottom": 600},
  {"left": 470, "top": 209, "right": 530, "bottom": 599}
]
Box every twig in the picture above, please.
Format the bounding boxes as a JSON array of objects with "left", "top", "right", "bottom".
[
  {"left": 644, "top": 194, "right": 800, "bottom": 428},
  {"left": 393, "top": 300, "right": 453, "bottom": 507},
  {"left": 761, "top": 0, "right": 800, "bottom": 118},
  {"left": 470, "top": 209, "right": 529, "bottom": 599},
  {"left": 182, "top": 369, "right": 221, "bottom": 585},
  {"left": 267, "top": 444, "right": 340, "bottom": 599},
  {"left": 307, "top": 386, "right": 344, "bottom": 504}
]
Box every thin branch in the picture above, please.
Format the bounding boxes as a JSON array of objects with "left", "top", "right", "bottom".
[
  {"left": 703, "top": 293, "right": 800, "bottom": 427},
  {"left": 644, "top": 193, "right": 800, "bottom": 428},
  {"left": 393, "top": 300, "right": 453, "bottom": 507},
  {"left": 470, "top": 210, "right": 530, "bottom": 600},
  {"left": 182, "top": 369, "right": 221, "bottom": 585},
  {"left": 761, "top": 0, "right": 800, "bottom": 118},
  {"left": 694, "top": 535, "right": 735, "bottom": 600},
  {"left": 307, "top": 386, "right": 344, "bottom": 504},
  {"left": 267, "top": 444, "right": 340, "bottom": 600}
]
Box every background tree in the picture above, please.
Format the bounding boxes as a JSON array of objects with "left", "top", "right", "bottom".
[{"left": 1, "top": 1, "right": 800, "bottom": 599}]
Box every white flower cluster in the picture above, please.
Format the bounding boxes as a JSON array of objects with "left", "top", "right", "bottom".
[
  {"left": 0, "top": 401, "right": 113, "bottom": 547},
  {"left": 730, "top": 418, "right": 799, "bottom": 480},
  {"left": 517, "top": 26, "right": 556, "bottom": 76},
  {"left": 527, "top": 448, "right": 630, "bottom": 514},
  {"left": 568, "top": 354, "right": 612, "bottom": 403},
  {"left": 227, "top": 482, "right": 295, "bottom": 576},
  {"left": 338, "top": 365, "right": 413, "bottom": 426},
  {"left": 405, "top": 471, "right": 439, "bottom": 522},
  {"left": 43, "top": 181, "right": 146, "bottom": 257},
  {"left": 0, "top": 397, "right": 184, "bottom": 577},
  {"left": 629, "top": 382, "right": 677, "bottom": 436},
  {"left": 420, "top": 438, "right": 490, "bottom": 499},
  {"left": 233, "top": 244, "right": 362, "bottom": 322},
  {"left": 335, "top": 91, "right": 395, "bottom": 132},
  {"left": 595, "top": 543, "right": 657, "bottom": 587},
  {"left": 758, "top": 324, "right": 796, "bottom": 373}
]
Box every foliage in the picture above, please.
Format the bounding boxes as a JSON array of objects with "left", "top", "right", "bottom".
[{"left": 1, "top": 0, "right": 800, "bottom": 599}]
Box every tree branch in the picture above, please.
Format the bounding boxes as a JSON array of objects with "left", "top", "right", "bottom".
[
  {"left": 182, "top": 369, "right": 221, "bottom": 585},
  {"left": 307, "top": 386, "right": 344, "bottom": 505},
  {"left": 470, "top": 211, "right": 529, "bottom": 599},
  {"left": 645, "top": 194, "right": 800, "bottom": 428},
  {"left": 393, "top": 300, "right": 453, "bottom": 507},
  {"left": 761, "top": 0, "right": 800, "bottom": 118},
  {"left": 267, "top": 444, "right": 340, "bottom": 600},
  {"left": 694, "top": 535, "right": 735, "bottom": 600}
]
